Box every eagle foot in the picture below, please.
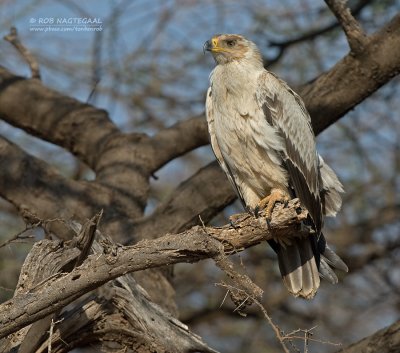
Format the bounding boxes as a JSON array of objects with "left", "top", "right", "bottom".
[{"left": 257, "top": 189, "right": 290, "bottom": 225}]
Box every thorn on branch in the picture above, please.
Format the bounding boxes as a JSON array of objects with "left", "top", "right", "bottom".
[
  {"left": 4, "top": 27, "right": 41, "bottom": 80},
  {"left": 325, "top": 0, "right": 369, "bottom": 54}
]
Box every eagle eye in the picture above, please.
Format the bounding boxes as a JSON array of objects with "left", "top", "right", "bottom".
[{"left": 226, "top": 39, "right": 236, "bottom": 47}]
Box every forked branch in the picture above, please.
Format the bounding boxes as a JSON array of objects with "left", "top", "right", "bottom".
[
  {"left": 4, "top": 27, "right": 41, "bottom": 79},
  {"left": 325, "top": 0, "right": 369, "bottom": 54}
]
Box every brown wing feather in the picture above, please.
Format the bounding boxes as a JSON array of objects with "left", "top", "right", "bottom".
[{"left": 257, "top": 72, "right": 323, "bottom": 234}]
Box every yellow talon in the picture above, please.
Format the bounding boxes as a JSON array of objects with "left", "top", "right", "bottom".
[{"left": 257, "top": 188, "right": 290, "bottom": 222}]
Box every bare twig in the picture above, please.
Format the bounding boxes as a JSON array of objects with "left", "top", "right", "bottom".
[
  {"left": 325, "top": 0, "right": 369, "bottom": 54},
  {"left": 47, "top": 318, "right": 63, "bottom": 353},
  {"left": 0, "top": 286, "right": 14, "bottom": 292},
  {"left": 47, "top": 319, "right": 54, "bottom": 353},
  {"left": 0, "top": 228, "right": 35, "bottom": 249},
  {"left": 283, "top": 327, "right": 342, "bottom": 350},
  {"left": 4, "top": 27, "right": 41, "bottom": 79},
  {"left": 214, "top": 254, "right": 263, "bottom": 301},
  {"left": 217, "top": 283, "right": 291, "bottom": 353}
]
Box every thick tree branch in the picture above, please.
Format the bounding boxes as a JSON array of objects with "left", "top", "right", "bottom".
[
  {"left": 336, "top": 319, "right": 400, "bottom": 353},
  {"left": 0, "top": 135, "right": 136, "bottom": 239},
  {"left": 133, "top": 161, "right": 236, "bottom": 240},
  {"left": 0, "top": 217, "right": 219, "bottom": 353},
  {"left": 150, "top": 115, "right": 209, "bottom": 172},
  {"left": 0, "top": 67, "right": 153, "bottom": 214},
  {"left": 0, "top": 67, "right": 118, "bottom": 170},
  {"left": 0, "top": 199, "right": 307, "bottom": 339}
]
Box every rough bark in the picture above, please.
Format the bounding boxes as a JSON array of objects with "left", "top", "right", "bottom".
[
  {"left": 0, "top": 200, "right": 305, "bottom": 338},
  {"left": 0, "top": 200, "right": 305, "bottom": 351},
  {"left": 336, "top": 319, "right": 400, "bottom": 353},
  {"left": 0, "top": 136, "right": 136, "bottom": 240}
]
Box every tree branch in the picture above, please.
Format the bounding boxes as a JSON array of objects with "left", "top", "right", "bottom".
[
  {"left": 0, "top": 67, "right": 153, "bottom": 214},
  {"left": 0, "top": 67, "right": 118, "bottom": 170},
  {"left": 265, "top": 0, "right": 372, "bottom": 65},
  {"left": 336, "top": 319, "right": 400, "bottom": 353},
  {"left": 133, "top": 161, "right": 237, "bottom": 241},
  {"left": 325, "top": 0, "right": 369, "bottom": 54},
  {"left": 4, "top": 27, "right": 41, "bottom": 80},
  {"left": 302, "top": 12, "right": 400, "bottom": 134},
  {"left": 0, "top": 135, "right": 137, "bottom": 239},
  {"left": 0, "top": 199, "right": 307, "bottom": 339},
  {"left": 0, "top": 217, "right": 219, "bottom": 353},
  {"left": 150, "top": 115, "right": 209, "bottom": 172}
]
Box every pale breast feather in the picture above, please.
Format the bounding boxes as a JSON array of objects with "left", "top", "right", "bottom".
[
  {"left": 205, "top": 86, "right": 247, "bottom": 208},
  {"left": 256, "top": 71, "right": 323, "bottom": 233}
]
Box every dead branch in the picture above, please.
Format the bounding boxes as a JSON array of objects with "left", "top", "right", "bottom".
[
  {"left": 3, "top": 27, "right": 41, "bottom": 80},
  {"left": 0, "top": 218, "right": 218, "bottom": 353},
  {"left": 0, "top": 199, "right": 307, "bottom": 340},
  {"left": 217, "top": 283, "right": 290, "bottom": 353},
  {"left": 325, "top": 0, "right": 368, "bottom": 54}
]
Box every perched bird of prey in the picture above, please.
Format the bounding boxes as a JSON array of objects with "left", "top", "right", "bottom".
[{"left": 204, "top": 34, "right": 348, "bottom": 299}]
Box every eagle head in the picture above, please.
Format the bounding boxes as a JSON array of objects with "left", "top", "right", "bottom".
[{"left": 204, "top": 34, "right": 262, "bottom": 66}]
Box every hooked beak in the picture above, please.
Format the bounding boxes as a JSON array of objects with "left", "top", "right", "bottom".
[{"left": 203, "top": 39, "right": 212, "bottom": 55}]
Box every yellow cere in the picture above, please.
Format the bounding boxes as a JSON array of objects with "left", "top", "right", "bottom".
[{"left": 212, "top": 37, "right": 219, "bottom": 47}]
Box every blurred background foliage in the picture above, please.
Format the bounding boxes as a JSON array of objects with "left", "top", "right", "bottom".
[{"left": 0, "top": 0, "right": 399, "bottom": 352}]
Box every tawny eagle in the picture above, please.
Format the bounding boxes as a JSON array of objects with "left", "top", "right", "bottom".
[{"left": 204, "top": 34, "right": 348, "bottom": 299}]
